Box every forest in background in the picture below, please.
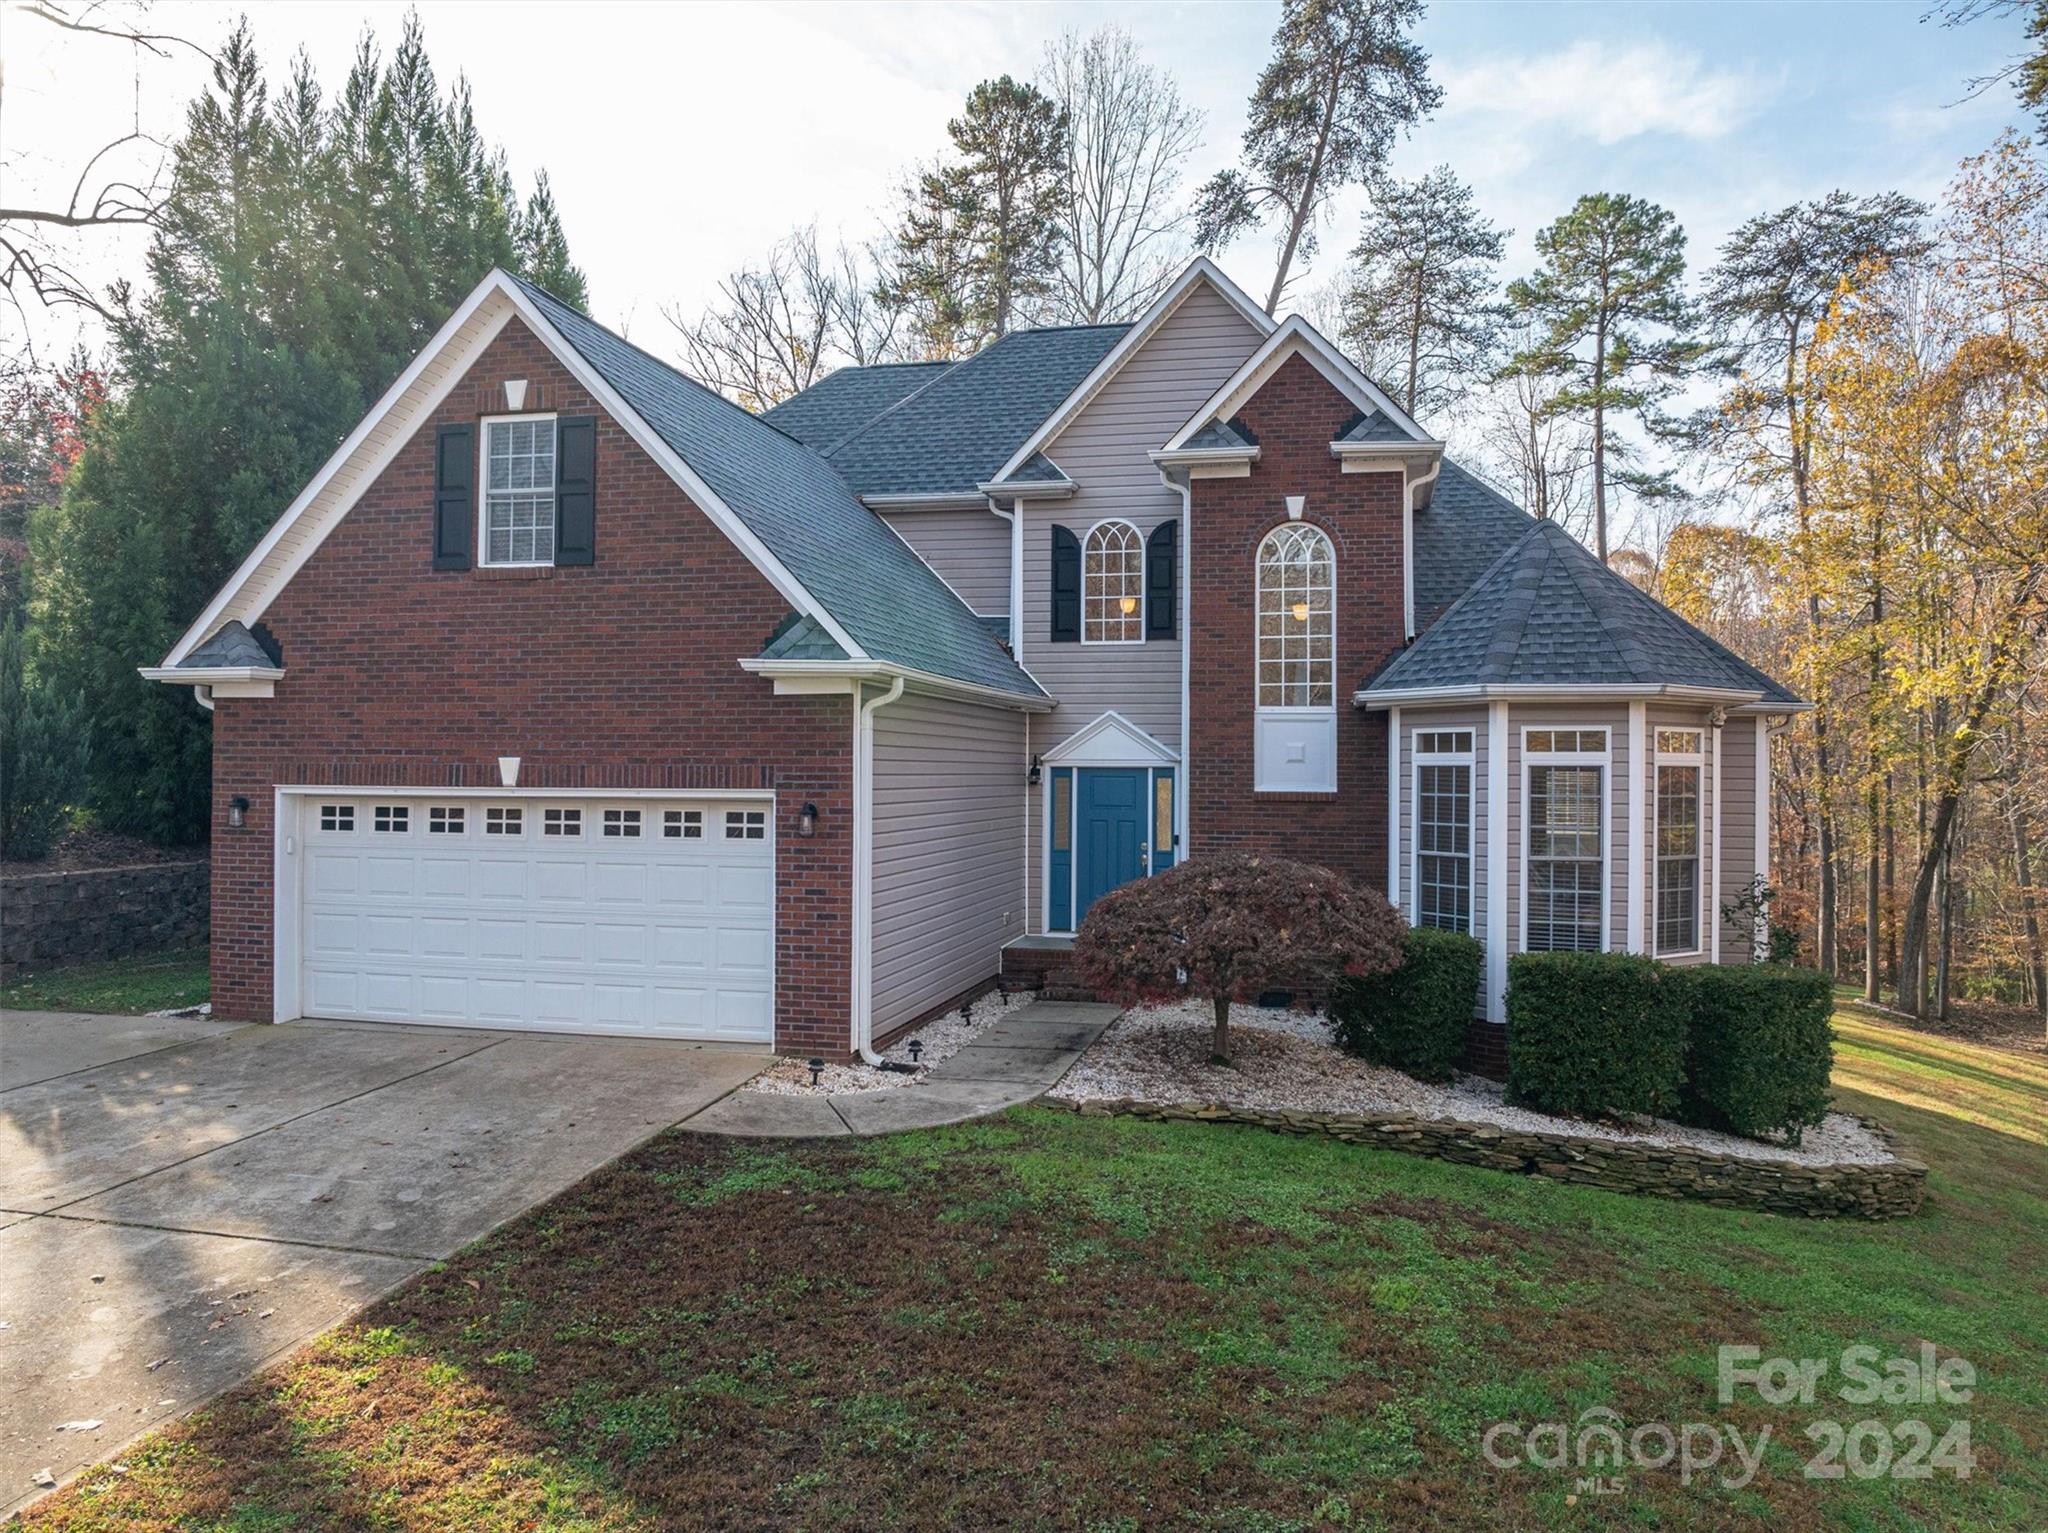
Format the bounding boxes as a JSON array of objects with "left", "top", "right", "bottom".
[{"left": 2, "top": 1, "right": 2043, "bottom": 1026}]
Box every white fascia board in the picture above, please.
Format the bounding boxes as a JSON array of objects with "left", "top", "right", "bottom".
[
  {"left": 1354, "top": 682, "right": 1765, "bottom": 709},
  {"left": 500, "top": 282, "right": 868, "bottom": 662},
  {"left": 990, "top": 257, "right": 1276, "bottom": 485},
  {"left": 137, "top": 665, "right": 279, "bottom": 700},
  {"left": 739, "top": 658, "right": 1055, "bottom": 713},
  {"left": 1332, "top": 439, "right": 1446, "bottom": 459},
  {"left": 1163, "top": 316, "right": 1432, "bottom": 454},
  {"left": 161, "top": 281, "right": 515, "bottom": 666},
  {"left": 860, "top": 492, "right": 992, "bottom": 511},
  {"left": 1147, "top": 446, "right": 1260, "bottom": 470},
  {"left": 974, "top": 477, "right": 1075, "bottom": 500}
]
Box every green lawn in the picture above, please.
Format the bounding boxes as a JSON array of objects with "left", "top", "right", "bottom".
[
  {"left": 24, "top": 1012, "right": 2048, "bottom": 1531},
  {"left": 0, "top": 948, "right": 209, "bottom": 1016}
]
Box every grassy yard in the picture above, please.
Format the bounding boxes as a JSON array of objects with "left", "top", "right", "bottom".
[
  {"left": 0, "top": 949, "right": 209, "bottom": 1016},
  {"left": 24, "top": 1012, "right": 2048, "bottom": 1531}
]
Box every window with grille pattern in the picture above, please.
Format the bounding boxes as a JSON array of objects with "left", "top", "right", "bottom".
[
  {"left": 603, "top": 808, "right": 642, "bottom": 838},
  {"left": 1527, "top": 764, "right": 1603, "bottom": 951},
  {"left": 1082, "top": 521, "right": 1144, "bottom": 642},
  {"left": 483, "top": 416, "right": 555, "bottom": 565},
  {"left": 543, "top": 807, "right": 581, "bottom": 837},
  {"left": 663, "top": 809, "right": 702, "bottom": 839},
  {"left": 319, "top": 804, "right": 354, "bottom": 832},
  {"left": 428, "top": 806, "right": 464, "bottom": 834},
  {"left": 1255, "top": 524, "right": 1334, "bottom": 708},
  {"left": 1656, "top": 764, "right": 1701, "bottom": 953},
  {"left": 1416, "top": 762, "right": 1472, "bottom": 933}
]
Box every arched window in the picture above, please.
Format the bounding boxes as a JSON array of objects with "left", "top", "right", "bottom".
[
  {"left": 1256, "top": 524, "right": 1335, "bottom": 708},
  {"left": 1083, "top": 520, "right": 1145, "bottom": 643}
]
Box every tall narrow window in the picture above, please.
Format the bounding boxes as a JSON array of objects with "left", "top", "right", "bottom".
[
  {"left": 1414, "top": 732, "right": 1473, "bottom": 933},
  {"left": 1082, "top": 521, "right": 1144, "bottom": 643},
  {"left": 1526, "top": 754, "right": 1605, "bottom": 953},
  {"left": 1656, "top": 762, "right": 1702, "bottom": 953},
  {"left": 482, "top": 415, "right": 555, "bottom": 566},
  {"left": 1255, "top": 525, "right": 1334, "bottom": 708}
]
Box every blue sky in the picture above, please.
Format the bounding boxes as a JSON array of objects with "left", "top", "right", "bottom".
[{"left": 4, "top": 1, "right": 2032, "bottom": 358}]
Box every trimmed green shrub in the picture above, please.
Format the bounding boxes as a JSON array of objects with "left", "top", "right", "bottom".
[
  {"left": 1330, "top": 926, "right": 1483, "bottom": 1082},
  {"left": 1679, "top": 964, "right": 1834, "bottom": 1143},
  {"left": 1505, "top": 952, "right": 1688, "bottom": 1120}
]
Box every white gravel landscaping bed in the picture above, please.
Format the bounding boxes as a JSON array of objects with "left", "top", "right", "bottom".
[
  {"left": 745, "top": 988, "right": 1035, "bottom": 1096},
  {"left": 1047, "top": 999, "right": 1894, "bottom": 1168}
]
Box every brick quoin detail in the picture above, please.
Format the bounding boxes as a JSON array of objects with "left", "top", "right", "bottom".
[
  {"left": 1187, "top": 353, "right": 1403, "bottom": 893},
  {"left": 207, "top": 316, "right": 854, "bottom": 1057}
]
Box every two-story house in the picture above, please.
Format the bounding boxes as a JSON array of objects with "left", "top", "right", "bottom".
[{"left": 146, "top": 258, "right": 1803, "bottom": 1066}]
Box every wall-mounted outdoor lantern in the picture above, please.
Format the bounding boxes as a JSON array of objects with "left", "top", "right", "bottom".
[
  {"left": 1027, "top": 755, "right": 1043, "bottom": 787},
  {"left": 797, "top": 802, "right": 819, "bottom": 838},
  {"left": 228, "top": 795, "right": 250, "bottom": 828}
]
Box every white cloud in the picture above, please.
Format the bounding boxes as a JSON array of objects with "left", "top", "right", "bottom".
[{"left": 1440, "top": 39, "right": 1780, "bottom": 145}]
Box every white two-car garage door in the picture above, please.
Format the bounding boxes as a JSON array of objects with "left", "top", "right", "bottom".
[{"left": 291, "top": 793, "right": 774, "bottom": 1041}]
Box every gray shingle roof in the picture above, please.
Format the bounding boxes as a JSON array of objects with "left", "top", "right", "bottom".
[
  {"left": 1002, "top": 451, "right": 1070, "bottom": 485},
  {"left": 1366, "top": 518, "right": 1805, "bottom": 706},
  {"left": 1337, "top": 410, "right": 1411, "bottom": 443},
  {"left": 1413, "top": 461, "right": 1537, "bottom": 627},
  {"left": 761, "top": 361, "right": 953, "bottom": 452},
  {"left": 178, "top": 619, "right": 279, "bottom": 669},
  {"left": 820, "top": 324, "right": 1129, "bottom": 496},
  {"left": 758, "top": 612, "right": 850, "bottom": 661},
  {"left": 515, "top": 278, "right": 1043, "bottom": 699},
  {"left": 1182, "top": 415, "right": 1258, "bottom": 450}
]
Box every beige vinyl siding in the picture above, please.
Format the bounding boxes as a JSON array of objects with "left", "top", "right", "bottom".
[
  {"left": 1715, "top": 717, "right": 1761, "bottom": 959},
  {"left": 871, "top": 693, "right": 1027, "bottom": 1034},
  {"left": 1019, "top": 281, "right": 1263, "bottom": 931},
  {"left": 879, "top": 507, "right": 1011, "bottom": 615}
]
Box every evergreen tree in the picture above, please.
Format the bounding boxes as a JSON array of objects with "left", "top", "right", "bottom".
[
  {"left": 28, "top": 15, "right": 585, "bottom": 844},
  {"left": 1339, "top": 166, "right": 1507, "bottom": 420},
  {"left": 1194, "top": 0, "right": 1439, "bottom": 314},
  {"left": 1504, "top": 193, "right": 1704, "bottom": 563},
  {"left": 888, "top": 77, "right": 1068, "bottom": 344},
  {"left": 519, "top": 171, "right": 588, "bottom": 306}
]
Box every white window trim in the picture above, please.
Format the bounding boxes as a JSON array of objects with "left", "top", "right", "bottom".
[
  {"left": 1411, "top": 733, "right": 1475, "bottom": 935},
  {"left": 1078, "top": 517, "right": 1146, "bottom": 646},
  {"left": 1520, "top": 726, "right": 1612, "bottom": 956},
  {"left": 1252, "top": 522, "right": 1337, "bottom": 714},
  {"left": 478, "top": 411, "right": 558, "bottom": 568},
  {"left": 1652, "top": 739, "right": 1706, "bottom": 959}
]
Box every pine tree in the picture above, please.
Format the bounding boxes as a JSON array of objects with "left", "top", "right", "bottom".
[
  {"left": 1194, "top": 0, "right": 1439, "bottom": 314},
  {"left": 1504, "top": 193, "right": 1705, "bottom": 563},
  {"left": 519, "top": 171, "right": 588, "bottom": 306},
  {"left": 1339, "top": 167, "right": 1506, "bottom": 420}
]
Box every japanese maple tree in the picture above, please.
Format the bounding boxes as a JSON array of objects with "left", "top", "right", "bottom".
[{"left": 1073, "top": 852, "right": 1404, "bottom": 1064}]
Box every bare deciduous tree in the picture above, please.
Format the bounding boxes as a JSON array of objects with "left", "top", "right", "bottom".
[
  {"left": 667, "top": 226, "right": 912, "bottom": 409},
  {"left": 1472, "top": 337, "right": 1596, "bottom": 542},
  {"left": 1039, "top": 25, "right": 1202, "bottom": 324}
]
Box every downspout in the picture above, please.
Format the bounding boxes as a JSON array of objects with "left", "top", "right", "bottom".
[
  {"left": 991, "top": 495, "right": 1030, "bottom": 931},
  {"left": 1167, "top": 470, "right": 1193, "bottom": 857},
  {"left": 1404, "top": 455, "right": 1441, "bottom": 643},
  {"left": 195, "top": 685, "right": 216, "bottom": 713},
  {"left": 851, "top": 674, "right": 907, "bottom": 1065}
]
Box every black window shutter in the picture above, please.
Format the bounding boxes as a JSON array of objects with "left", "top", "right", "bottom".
[
  {"left": 432, "top": 424, "right": 473, "bottom": 570},
  {"left": 1146, "top": 520, "right": 1177, "bottom": 639},
  {"left": 555, "top": 415, "right": 596, "bottom": 566},
  {"left": 1050, "top": 525, "right": 1080, "bottom": 642}
]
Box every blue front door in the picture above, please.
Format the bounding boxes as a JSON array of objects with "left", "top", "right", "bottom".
[{"left": 1074, "top": 768, "right": 1148, "bottom": 924}]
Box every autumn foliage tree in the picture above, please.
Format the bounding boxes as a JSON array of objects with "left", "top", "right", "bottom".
[{"left": 1072, "top": 853, "right": 1405, "bottom": 1063}]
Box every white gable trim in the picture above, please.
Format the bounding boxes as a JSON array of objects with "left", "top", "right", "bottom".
[
  {"left": 158, "top": 269, "right": 866, "bottom": 670},
  {"left": 989, "top": 258, "right": 1274, "bottom": 485},
  {"left": 1042, "top": 710, "right": 1179, "bottom": 766},
  {"left": 1161, "top": 315, "right": 1432, "bottom": 454}
]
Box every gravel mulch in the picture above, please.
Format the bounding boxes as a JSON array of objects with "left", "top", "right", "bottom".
[
  {"left": 1049, "top": 1000, "right": 1895, "bottom": 1168},
  {"left": 746, "top": 989, "right": 1036, "bottom": 1096}
]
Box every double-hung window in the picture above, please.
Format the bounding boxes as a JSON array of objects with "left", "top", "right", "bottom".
[
  {"left": 1654, "top": 729, "right": 1704, "bottom": 954},
  {"left": 1413, "top": 730, "right": 1474, "bottom": 934},
  {"left": 482, "top": 415, "right": 556, "bottom": 566},
  {"left": 1525, "top": 729, "right": 1607, "bottom": 953}
]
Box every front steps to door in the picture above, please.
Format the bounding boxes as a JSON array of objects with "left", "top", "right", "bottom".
[{"left": 1000, "top": 936, "right": 1102, "bottom": 1003}]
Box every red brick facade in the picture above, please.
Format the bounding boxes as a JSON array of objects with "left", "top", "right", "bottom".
[
  {"left": 1186, "top": 353, "right": 1404, "bottom": 890},
  {"left": 207, "top": 316, "right": 855, "bottom": 1057}
]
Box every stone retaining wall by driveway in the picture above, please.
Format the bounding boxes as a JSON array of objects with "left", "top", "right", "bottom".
[
  {"left": 1047, "top": 1097, "right": 1926, "bottom": 1219},
  {"left": 1, "top": 860, "right": 209, "bottom": 980}
]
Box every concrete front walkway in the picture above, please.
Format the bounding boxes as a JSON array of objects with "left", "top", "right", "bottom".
[
  {"left": 0, "top": 1009, "right": 764, "bottom": 1515},
  {"left": 679, "top": 1000, "right": 1120, "bottom": 1138}
]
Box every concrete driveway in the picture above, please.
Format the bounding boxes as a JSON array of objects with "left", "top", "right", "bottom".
[{"left": 0, "top": 1009, "right": 764, "bottom": 1515}]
